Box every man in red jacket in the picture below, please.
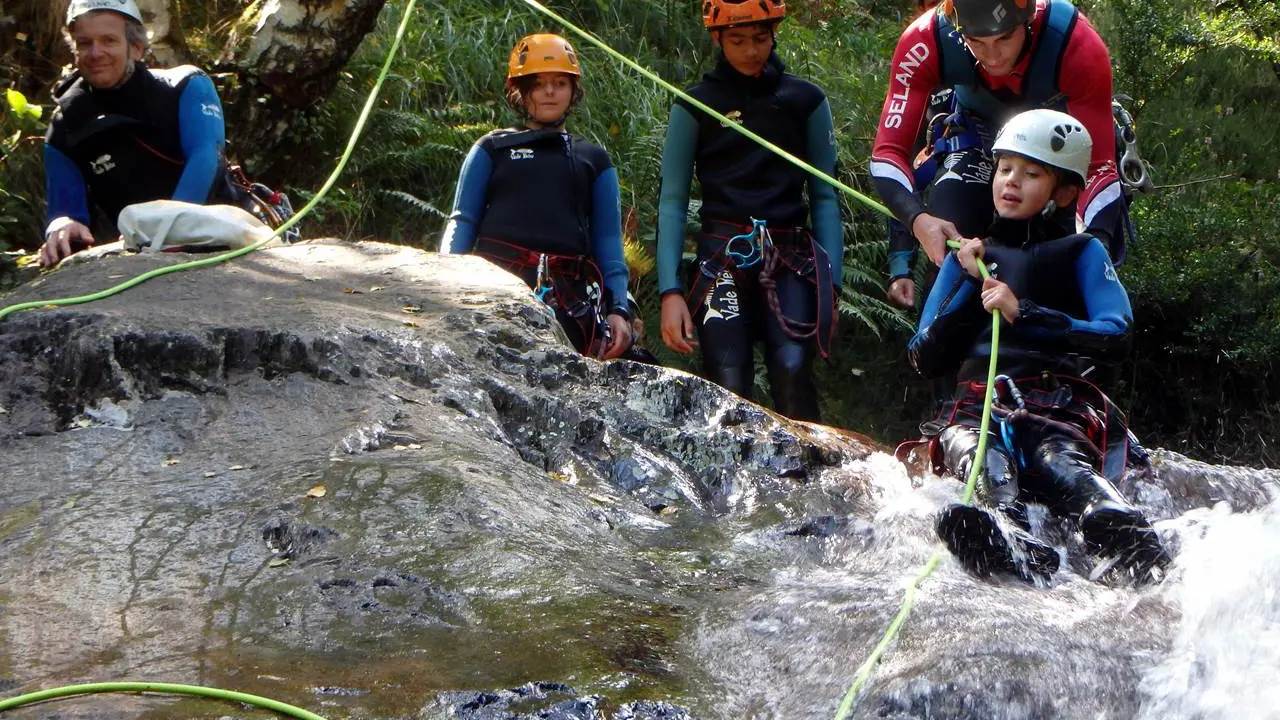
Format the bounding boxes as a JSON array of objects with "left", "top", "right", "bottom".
[{"left": 873, "top": 0, "right": 1126, "bottom": 308}]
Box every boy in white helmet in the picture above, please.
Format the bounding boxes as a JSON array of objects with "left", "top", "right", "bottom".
[
  {"left": 906, "top": 109, "right": 1168, "bottom": 586},
  {"left": 40, "top": 0, "right": 233, "bottom": 266}
]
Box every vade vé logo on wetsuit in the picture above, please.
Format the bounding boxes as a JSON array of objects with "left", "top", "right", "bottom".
[{"left": 90, "top": 154, "right": 116, "bottom": 175}]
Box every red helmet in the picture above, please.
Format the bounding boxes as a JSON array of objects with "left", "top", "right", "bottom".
[{"left": 702, "top": 0, "right": 786, "bottom": 30}]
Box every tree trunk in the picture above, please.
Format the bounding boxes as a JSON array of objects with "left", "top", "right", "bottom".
[
  {"left": 2, "top": 0, "right": 72, "bottom": 98},
  {"left": 218, "top": 0, "right": 389, "bottom": 175},
  {"left": 136, "top": 0, "right": 190, "bottom": 67}
]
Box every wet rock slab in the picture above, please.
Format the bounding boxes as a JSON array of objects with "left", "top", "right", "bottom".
[{"left": 0, "top": 242, "right": 874, "bottom": 719}]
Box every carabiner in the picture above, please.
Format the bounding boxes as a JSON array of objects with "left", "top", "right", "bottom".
[
  {"left": 1112, "top": 97, "right": 1154, "bottom": 193},
  {"left": 534, "top": 254, "right": 555, "bottom": 305},
  {"left": 993, "top": 374, "right": 1026, "bottom": 410},
  {"left": 725, "top": 218, "right": 767, "bottom": 269}
]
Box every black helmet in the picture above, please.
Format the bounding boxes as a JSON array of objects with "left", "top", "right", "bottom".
[{"left": 945, "top": 0, "right": 1033, "bottom": 37}]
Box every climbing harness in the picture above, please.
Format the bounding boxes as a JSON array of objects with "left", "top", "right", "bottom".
[
  {"left": 684, "top": 217, "right": 837, "bottom": 358},
  {"left": 225, "top": 164, "right": 301, "bottom": 243},
  {"left": 473, "top": 237, "right": 612, "bottom": 358}
]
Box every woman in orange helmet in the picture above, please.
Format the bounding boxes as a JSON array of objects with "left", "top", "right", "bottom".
[
  {"left": 655, "top": 0, "right": 842, "bottom": 421},
  {"left": 441, "top": 33, "right": 632, "bottom": 360}
]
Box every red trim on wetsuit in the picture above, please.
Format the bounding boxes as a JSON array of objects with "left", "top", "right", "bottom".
[{"left": 870, "top": 0, "right": 1121, "bottom": 227}]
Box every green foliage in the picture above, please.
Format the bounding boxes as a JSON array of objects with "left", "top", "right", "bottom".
[
  {"left": 1079, "top": 0, "right": 1280, "bottom": 463},
  {"left": 0, "top": 87, "right": 47, "bottom": 251}
]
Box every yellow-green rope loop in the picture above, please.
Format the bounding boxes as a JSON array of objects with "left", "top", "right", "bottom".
[
  {"left": 515, "top": 0, "right": 894, "bottom": 220},
  {"left": 0, "top": 0, "right": 419, "bottom": 322},
  {"left": 832, "top": 239, "right": 1000, "bottom": 719},
  {"left": 0, "top": 681, "right": 328, "bottom": 719}
]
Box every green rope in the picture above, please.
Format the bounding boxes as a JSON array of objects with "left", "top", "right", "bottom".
[
  {"left": 0, "top": 681, "right": 327, "bottom": 719},
  {"left": 514, "top": 0, "right": 894, "bottom": 220},
  {"left": 0, "top": 0, "right": 419, "bottom": 322},
  {"left": 832, "top": 240, "right": 999, "bottom": 719}
]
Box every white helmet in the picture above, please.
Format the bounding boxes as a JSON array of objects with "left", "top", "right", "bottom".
[
  {"left": 66, "top": 0, "right": 144, "bottom": 26},
  {"left": 991, "top": 109, "right": 1093, "bottom": 185}
]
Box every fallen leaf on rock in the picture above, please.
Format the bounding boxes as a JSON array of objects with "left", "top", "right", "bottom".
[
  {"left": 370, "top": 286, "right": 386, "bottom": 292},
  {"left": 267, "top": 557, "right": 290, "bottom": 568},
  {"left": 61, "top": 497, "right": 77, "bottom": 510},
  {"left": 659, "top": 506, "right": 679, "bottom": 516},
  {"left": 204, "top": 472, "right": 218, "bottom": 478},
  {"left": 402, "top": 321, "right": 420, "bottom": 328},
  {"left": 0, "top": 406, "right": 8, "bottom": 414},
  {"left": 402, "top": 304, "right": 423, "bottom": 314},
  {"left": 164, "top": 458, "right": 179, "bottom": 466},
  {"left": 72, "top": 418, "right": 92, "bottom": 428},
  {"left": 229, "top": 464, "right": 248, "bottom": 471},
  {"left": 587, "top": 493, "right": 614, "bottom": 505},
  {"left": 306, "top": 485, "right": 327, "bottom": 498},
  {"left": 343, "top": 287, "right": 362, "bottom": 294}
]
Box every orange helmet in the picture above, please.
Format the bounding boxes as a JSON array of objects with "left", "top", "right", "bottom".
[
  {"left": 507, "top": 33, "right": 581, "bottom": 81},
  {"left": 702, "top": 0, "right": 786, "bottom": 29}
]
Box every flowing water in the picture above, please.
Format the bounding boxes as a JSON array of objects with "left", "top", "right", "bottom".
[{"left": 2, "top": 246, "right": 1279, "bottom": 719}]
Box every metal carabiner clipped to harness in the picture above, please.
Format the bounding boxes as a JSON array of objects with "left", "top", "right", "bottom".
[
  {"left": 1112, "top": 96, "right": 1154, "bottom": 194},
  {"left": 725, "top": 217, "right": 769, "bottom": 269},
  {"left": 534, "top": 253, "right": 555, "bottom": 305}
]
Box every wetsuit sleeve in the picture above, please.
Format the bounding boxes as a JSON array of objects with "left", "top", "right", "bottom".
[
  {"left": 907, "top": 253, "right": 987, "bottom": 377},
  {"left": 173, "top": 73, "right": 226, "bottom": 204},
  {"left": 43, "top": 143, "right": 91, "bottom": 232},
  {"left": 590, "top": 166, "right": 629, "bottom": 313},
  {"left": 440, "top": 142, "right": 492, "bottom": 254},
  {"left": 1013, "top": 238, "right": 1131, "bottom": 361},
  {"left": 656, "top": 103, "right": 698, "bottom": 295},
  {"left": 1059, "top": 16, "right": 1124, "bottom": 253},
  {"left": 888, "top": 218, "right": 917, "bottom": 281},
  {"left": 805, "top": 98, "right": 844, "bottom": 285},
  {"left": 870, "top": 13, "right": 943, "bottom": 228}
]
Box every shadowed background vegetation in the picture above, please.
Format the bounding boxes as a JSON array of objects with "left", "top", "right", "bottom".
[{"left": 2, "top": 0, "right": 1278, "bottom": 465}]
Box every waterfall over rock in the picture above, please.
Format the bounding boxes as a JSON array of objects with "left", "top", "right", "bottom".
[{"left": 0, "top": 242, "right": 1276, "bottom": 719}]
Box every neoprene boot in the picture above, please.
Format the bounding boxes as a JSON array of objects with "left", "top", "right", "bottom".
[
  {"left": 936, "top": 503, "right": 1060, "bottom": 583},
  {"left": 1079, "top": 500, "right": 1170, "bottom": 585}
]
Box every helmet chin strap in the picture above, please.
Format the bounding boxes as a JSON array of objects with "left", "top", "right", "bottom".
[{"left": 524, "top": 105, "right": 572, "bottom": 130}]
